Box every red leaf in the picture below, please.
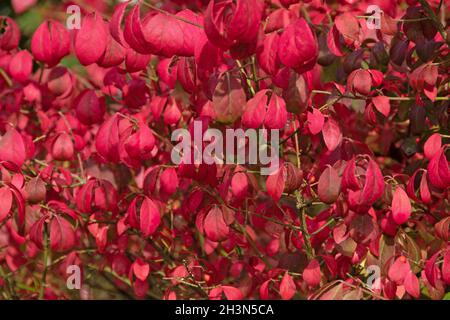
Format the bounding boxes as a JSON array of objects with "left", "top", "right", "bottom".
[
  {"left": 241, "top": 90, "right": 267, "bottom": 128},
  {"left": 419, "top": 172, "right": 431, "bottom": 204},
  {"left": 231, "top": 171, "right": 248, "bottom": 200},
  {"left": 0, "top": 17, "right": 20, "bottom": 51},
  {"left": 75, "top": 12, "right": 108, "bottom": 65},
  {"left": 303, "top": 258, "right": 321, "bottom": 287},
  {"left": 204, "top": 206, "right": 229, "bottom": 242},
  {"left": 372, "top": 96, "right": 390, "bottom": 117},
  {"left": 163, "top": 100, "right": 181, "bottom": 125},
  {"left": 264, "top": 92, "right": 287, "bottom": 129},
  {"left": 132, "top": 258, "right": 150, "bottom": 281},
  {"left": 391, "top": 187, "right": 412, "bottom": 225},
  {"left": 9, "top": 50, "right": 32, "bottom": 82},
  {"left": 388, "top": 256, "right": 410, "bottom": 284},
  {"left": 327, "top": 25, "right": 344, "bottom": 57},
  {"left": 443, "top": 250, "right": 450, "bottom": 285},
  {"left": 257, "top": 32, "right": 281, "bottom": 76},
  {"left": 11, "top": 0, "right": 36, "bottom": 14},
  {"left": 359, "top": 159, "right": 384, "bottom": 207},
  {"left": 260, "top": 279, "right": 270, "bottom": 300},
  {"left": 424, "top": 251, "right": 440, "bottom": 288},
  {"left": 266, "top": 166, "right": 286, "bottom": 202},
  {"left": 31, "top": 19, "right": 70, "bottom": 67},
  {"left": 307, "top": 108, "right": 324, "bottom": 135},
  {"left": 322, "top": 118, "right": 342, "bottom": 151},
  {"left": 133, "top": 279, "right": 149, "bottom": 298},
  {"left": 76, "top": 179, "right": 95, "bottom": 213},
  {"left": 347, "top": 69, "right": 372, "bottom": 96},
  {"left": 50, "top": 216, "right": 76, "bottom": 252},
  {"left": 318, "top": 166, "right": 341, "bottom": 204},
  {"left": 423, "top": 133, "right": 441, "bottom": 160},
  {"left": 0, "top": 187, "right": 12, "bottom": 222},
  {"left": 278, "top": 18, "right": 318, "bottom": 73},
  {"left": 139, "top": 197, "right": 161, "bottom": 236},
  {"left": 212, "top": 73, "right": 246, "bottom": 124},
  {"left": 52, "top": 132, "right": 74, "bottom": 161},
  {"left": 109, "top": 1, "right": 130, "bottom": 48},
  {"left": 280, "top": 272, "right": 296, "bottom": 300},
  {"left": 160, "top": 167, "right": 179, "bottom": 195},
  {"left": 123, "top": 4, "right": 150, "bottom": 54},
  {"left": 404, "top": 271, "right": 420, "bottom": 298},
  {"left": 0, "top": 127, "right": 26, "bottom": 167},
  {"left": 222, "top": 286, "right": 243, "bottom": 300},
  {"left": 97, "top": 27, "right": 126, "bottom": 68},
  {"left": 434, "top": 217, "right": 450, "bottom": 241},
  {"left": 124, "top": 123, "right": 155, "bottom": 160},
  {"left": 95, "top": 114, "right": 121, "bottom": 163},
  {"left": 335, "top": 13, "right": 360, "bottom": 44},
  {"left": 204, "top": 0, "right": 262, "bottom": 49},
  {"left": 428, "top": 147, "right": 450, "bottom": 189},
  {"left": 24, "top": 177, "right": 46, "bottom": 204}
]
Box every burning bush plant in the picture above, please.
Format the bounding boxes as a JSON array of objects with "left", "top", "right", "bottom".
[{"left": 0, "top": 0, "right": 449, "bottom": 300}]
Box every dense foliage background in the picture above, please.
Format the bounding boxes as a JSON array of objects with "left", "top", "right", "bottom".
[{"left": 0, "top": 0, "right": 449, "bottom": 300}]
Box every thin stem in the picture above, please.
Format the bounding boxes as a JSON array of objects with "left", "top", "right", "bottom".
[
  {"left": 0, "top": 67, "right": 12, "bottom": 87},
  {"left": 312, "top": 90, "right": 332, "bottom": 95},
  {"left": 38, "top": 227, "right": 50, "bottom": 300},
  {"left": 251, "top": 56, "right": 260, "bottom": 92},
  {"left": 296, "top": 191, "right": 315, "bottom": 260},
  {"left": 293, "top": 121, "right": 301, "bottom": 168},
  {"left": 182, "top": 260, "right": 209, "bottom": 298},
  {"left": 236, "top": 60, "right": 256, "bottom": 96},
  {"left": 38, "top": 63, "right": 45, "bottom": 84},
  {"left": 280, "top": 127, "right": 301, "bottom": 145},
  {"left": 310, "top": 218, "right": 336, "bottom": 236}
]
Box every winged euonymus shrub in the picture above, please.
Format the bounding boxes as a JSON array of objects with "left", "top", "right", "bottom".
[{"left": 0, "top": 0, "right": 448, "bottom": 300}]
